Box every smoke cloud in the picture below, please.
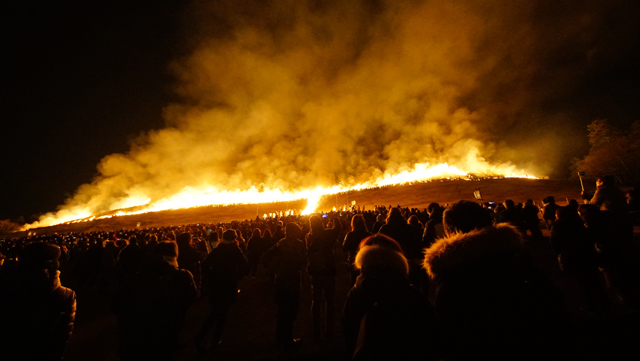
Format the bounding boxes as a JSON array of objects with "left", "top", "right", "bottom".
[{"left": 34, "top": 0, "right": 639, "bottom": 223}]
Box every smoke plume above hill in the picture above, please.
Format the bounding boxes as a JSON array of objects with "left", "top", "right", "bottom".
[{"left": 33, "top": 0, "right": 639, "bottom": 225}]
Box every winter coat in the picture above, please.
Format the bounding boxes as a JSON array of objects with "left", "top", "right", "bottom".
[
  {"left": 177, "top": 241, "right": 202, "bottom": 290},
  {"left": 247, "top": 235, "right": 269, "bottom": 263},
  {"left": 499, "top": 208, "right": 524, "bottom": 229},
  {"left": 522, "top": 204, "right": 541, "bottom": 227},
  {"left": 342, "top": 228, "right": 372, "bottom": 267},
  {"left": 261, "top": 237, "right": 307, "bottom": 294},
  {"left": 424, "top": 224, "right": 569, "bottom": 361},
  {"left": 422, "top": 213, "right": 445, "bottom": 248},
  {"left": 0, "top": 269, "right": 76, "bottom": 361},
  {"left": 407, "top": 221, "right": 425, "bottom": 259},
  {"left": 590, "top": 184, "right": 629, "bottom": 215},
  {"left": 113, "top": 256, "right": 198, "bottom": 361},
  {"left": 543, "top": 203, "right": 561, "bottom": 221},
  {"left": 550, "top": 217, "right": 598, "bottom": 273},
  {"left": 201, "top": 241, "right": 248, "bottom": 305},
  {"left": 590, "top": 184, "right": 634, "bottom": 244},
  {"left": 342, "top": 245, "right": 435, "bottom": 361},
  {"left": 117, "top": 243, "right": 145, "bottom": 278},
  {"left": 379, "top": 220, "right": 413, "bottom": 256},
  {"left": 306, "top": 222, "right": 342, "bottom": 276}
]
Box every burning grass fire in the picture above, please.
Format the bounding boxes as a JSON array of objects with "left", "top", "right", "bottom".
[
  {"left": 21, "top": 2, "right": 555, "bottom": 230},
  {"left": 25, "top": 157, "right": 535, "bottom": 230}
]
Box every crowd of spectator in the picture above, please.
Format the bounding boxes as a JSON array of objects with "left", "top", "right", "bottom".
[{"left": 0, "top": 177, "right": 639, "bottom": 360}]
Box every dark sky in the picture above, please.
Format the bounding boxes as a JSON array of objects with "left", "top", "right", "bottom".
[
  {"left": 1, "top": 1, "right": 184, "bottom": 221},
  {"left": 2, "top": 0, "right": 640, "bottom": 222}
]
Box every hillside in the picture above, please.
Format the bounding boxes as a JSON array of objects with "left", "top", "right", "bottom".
[{"left": 8, "top": 178, "right": 586, "bottom": 237}]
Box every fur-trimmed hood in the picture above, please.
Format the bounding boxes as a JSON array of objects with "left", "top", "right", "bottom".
[
  {"left": 423, "top": 223, "right": 524, "bottom": 279},
  {"left": 355, "top": 245, "right": 409, "bottom": 276}
]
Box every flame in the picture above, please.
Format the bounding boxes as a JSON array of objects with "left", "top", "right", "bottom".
[
  {"left": 23, "top": 152, "right": 536, "bottom": 230},
  {"left": 302, "top": 194, "right": 322, "bottom": 215},
  {"left": 19, "top": 2, "right": 554, "bottom": 232}
]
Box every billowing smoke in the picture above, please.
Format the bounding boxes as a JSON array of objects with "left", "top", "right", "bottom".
[{"left": 34, "top": 0, "right": 632, "bottom": 225}]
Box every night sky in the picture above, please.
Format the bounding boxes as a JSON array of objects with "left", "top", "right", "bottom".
[
  {"left": 2, "top": 1, "right": 184, "bottom": 221},
  {"left": 2, "top": 0, "right": 640, "bottom": 223}
]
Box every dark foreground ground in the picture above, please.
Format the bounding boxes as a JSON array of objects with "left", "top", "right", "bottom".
[{"left": 61, "top": 228, "right": 640, "bottom": 361}]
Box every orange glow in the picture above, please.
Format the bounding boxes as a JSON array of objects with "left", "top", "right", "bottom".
[{"left": 23, "top": 156, "right": 535, "bottom": 230}]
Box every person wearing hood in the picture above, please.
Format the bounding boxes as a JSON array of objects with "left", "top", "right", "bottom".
[
  {"left": 342, "top": 234, "right": 435, "bottom": 361},
  {"left": 113, "top": 241, "right": 198, "bottom": 361},
  {"left": 0, "top": 242, "right": 76, "bottom": 361},
  {"left": 423, "top": 200, "right": 570, "bottom": 361}
]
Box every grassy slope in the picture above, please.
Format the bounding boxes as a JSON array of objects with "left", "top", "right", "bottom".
[{"left": 15, "top": 178, "right": 585, "bottom": 236}]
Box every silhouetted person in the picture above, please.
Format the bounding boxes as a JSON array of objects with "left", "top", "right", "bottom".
[
  {"left": 379, "top": 207, "right": 413, "bottom": 256},
  {"left": 117, "top": 236, "right": 145, "bottom": 281},
  {"left": 424, "top": 200, "right": 569, "bottom": 361},
  {"left": 176, "top": 232, "right": 202, "bottom": 291},
  {"left": 493, "top": 202, "right": 505, "bottom": 222},
  {"left": 76, "top": 237, "right": 104, "bottom": 290},
  {"left": 585, "top": 176, "right": 629, "bottom": 215},
  {"left": 234, "top": 225, "right": 248, "bottom": 254},
  {"left": 0, "top": 242, "right": 76, "bottom": 361},
  {"left": 499, "top": 199, "right": 525, "bottom": 232},
  {"left": 207, "top": 231, "right": 219, "bottom": 251},
  {"left": 406, "top": 214, "right": 428, "bottom": 292},
  {"left": 261, "top": 222, "right": 308, "bottom": 349},
  {"left": 626, "top": 187, "right": 640, "bottom": 225},
  {"left": 551, "top": 206, "right": 609, "bottom": 313},
  {"left": 371, "top": 213, "right": 385, "bottom": 233},
  {"left": 102, "top": 239, "right": 118, "bottom": 285},
  {"left": 422, "top": 203, "right": 445, "bottom": 248},
  {"left": 542, "top": 196, "right": 561, "bottom": 230},
  {"left": 342, "top": 234, "right": 435, "bottom": 361},
  {"left": 113, "top": 241, "right": 198, "bottom": 361},
  {"left": 146, "top": 233, "right": 159, "bottom": 253},
  {"left": 306, "top": 215, "right": 342, "bottom": 339},
  {"left": 195, "top": 230, "right": 248, "bottom": 353},
  {"left": 272, "top": 221, "right": 285, "bottom": 245},
  {"left": 522, "top": 199, "right": 544, "bottom": 239},
  {"left": 246, "top": 228, "right": 267, "bottom": 278},
  {"left": 262, "top": 228, "right": 276, "bottom": 249},
  {"left": 580, "top": 194, "right": 640, "bottom": 310},
  {"left": 343, "top": 214, "right": 372, "bottom": 285}
]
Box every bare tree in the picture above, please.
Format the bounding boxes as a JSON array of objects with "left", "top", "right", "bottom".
[{"left": 573, "top": 119, "right": 640, "bottom": 184}]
